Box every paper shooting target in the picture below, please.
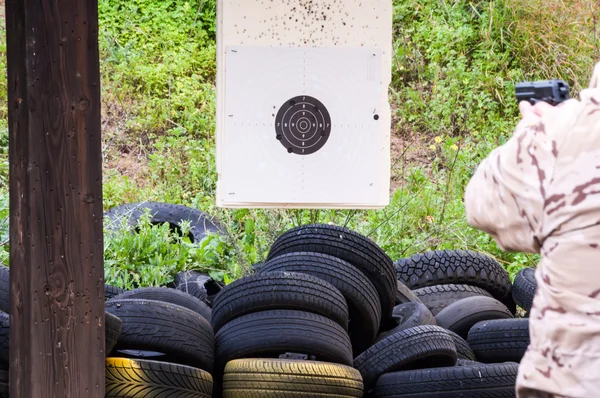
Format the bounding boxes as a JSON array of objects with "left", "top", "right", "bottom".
[{"left": 215, "top": 0, "right": 393, "bottom": 208}]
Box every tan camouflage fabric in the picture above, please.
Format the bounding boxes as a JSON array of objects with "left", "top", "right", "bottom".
[{"left": 464, "top": 62, "right": 600, "bottom": 398}]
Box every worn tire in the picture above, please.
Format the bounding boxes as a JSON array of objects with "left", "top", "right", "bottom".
[
  {"left": 174, "top": 270, "right": 223, "bottom": 307},
  {"left": 106, "top": 299, "right": 215, "bottom": 373},
  {"left": 258, "top": 252, "right": 381, "bottom": 354},
  {"left": 375, "top": 302, "right": 436, "bottom": 343},
  {"left": 435, "top": 296, "right": 514, "bottom": 339},
  {"left": 0, "top": 369, "right": 7, "bottom": 397},
  {"left": 267, "top": 224, "right": 396, "bottom": 319},
  {"left": 372, "top": 362, "right": 519, "bottom": 397},
  {"left": 106, "top": 357, "right": 213, "bottom": 397},
  {"left": 105, "top": 284, "right": 125, "bottom": 300},
  {"left": 395, "top": 280, "right": 422, "bottom": 305},
  {"left": 215, "top": 310, "right": 353, "bottom": 373},
  {"left": 354, "top": 325, "right": 457, "bottom": 391},
  {"left": 512, "top": 267, "right": 537, "bottom": 313},
  {"left": 447, "top": 329, "right": 476, "bottom": 361},
  {"left": 211, "top": 271, "right": 349, "bottom": 332},
  {"left": 110, "top": 287, "right": 211, "bottom": 322},
  {"left": 0, "top": 312, "right": 7, "bottom": 364},
  {"left": 467, "top": 318, "right": 530, "bottom": 363},
  {"left": 395, "top": 250, "right": 513, "bottom": 310},
  {"left": 222, "top": 358, "right": 363, "bottom": 397},
  {"left": 0, "top": 266, "right": 8, "bottom": 314},
  {"left": 413, "top": 283, "right": 493, "bottom": 315},
  {"left": 104, "top": 201, "right": 222, "bottom": 244},
  {"left": 106, "top": 312, "right": 123, "bottom": 356}
]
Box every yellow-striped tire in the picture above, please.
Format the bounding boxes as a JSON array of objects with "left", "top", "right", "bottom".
[
  {"left": 222, "top": 358, "right": 364, "bottom": 397},
  {"left": 105, "top": 357, "right": 212, "bottom": 397}
]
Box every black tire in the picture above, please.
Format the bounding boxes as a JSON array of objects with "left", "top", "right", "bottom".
[
  {"left": 215, "top": 310, "right": 353, "bottom": 374},
  {"left": 106, "top": 312, "right": 123, "bottom": 356},
  {"left": 104, "top": 201, "right": 222, "bottom": 244},
  {"left": 0, "top": 310, "right": 122, "bottom": 360},
  {"left": 0, "top": 312, "right": 7, "bottom": 364},
  {"left": 110, "top": 287, "right": 211, "bottom": 322},
  {"left": 467, "top": 318, "right": 530, "bottom": 363},
  {"left": 395, "top": 280, "right": 422, "bottom": 305},
  {"left": 222, "top": 358, "right": 364, "bottom": 397},
  {"left": 395, "top": 250, "right": 513, "bottom": 309},
  {"left": 375, "top": 302, "right": 436, "bottom": 343},
  {"left": 512, "top": 267, "right": 537, "bottom": 313},
  {"left": 435, "top": 296, "right": 514, "bottom": 339},
  {"left": 0, "top": 369, "right": 7, "bottom": 398},
  {"left": 456, "top": 359, "right": 483, "bottom": 366},
  {"left": 174, "top": 270, "right": 223, "bottom": 307},
  {"left": 0, "top": 266, "right": 8, "bottom": 314},
  {"left": 447, "top": 330, "right": 476, "bottom": 361},
  {"left": 267, "top": 224, "right": 396, "bottom": 319},
  {"left": 258, "top": 251, "right": 381, "bottom": 355},
  {"left": 105, "top": 299, "right": 215, "bottom": 373},
  {"left": 413, "top": 283, "right": 493, "bottom": 315},
  {"left": 106, "top": 357, "right": 213, "bottom": 397},
  {"left": 353, "top": 325, "right": 457, "bottom": 391},
  {"left": 211, "top": 271, "right": 349, "bottom": 332},
  {"left": 373, "top": 362, "right": 519, "bottom": 397},
  {"left": 105, "top": 284, "right": 125, "bottom": 300}
]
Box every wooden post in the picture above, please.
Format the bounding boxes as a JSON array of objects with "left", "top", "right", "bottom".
[{"left": 5, "top": 0, "right": 105, "bottom": 396}]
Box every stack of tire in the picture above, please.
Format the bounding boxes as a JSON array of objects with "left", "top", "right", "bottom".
[
  {"left": 217, "top": 224, "right": 534, "bottom": 398},
  {"left": 104, "top": 285, "right": 217, "bottom": 397},
  {"left": 212, "top": 223, "right": 395, "bottom": 397}
]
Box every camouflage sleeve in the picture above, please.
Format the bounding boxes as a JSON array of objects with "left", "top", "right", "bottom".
[{"left": 463, "top": 121, "right": 548, "bottom": 254}]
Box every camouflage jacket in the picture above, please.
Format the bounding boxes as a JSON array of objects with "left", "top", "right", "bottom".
[{"left": 465, "top": 62, "right": 600, "bottom": 398}]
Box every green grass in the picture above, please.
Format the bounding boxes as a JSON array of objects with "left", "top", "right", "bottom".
[{"left": 0, "top": 0, "right": 598, "bottom": 287}]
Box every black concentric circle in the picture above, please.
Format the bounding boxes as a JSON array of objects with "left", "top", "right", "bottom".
[{"left": 275, "top": 96, "right": 332, "bottom": 155}]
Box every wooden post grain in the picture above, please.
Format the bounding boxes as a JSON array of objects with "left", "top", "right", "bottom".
[{"left": 5, "top": 0, "right": 105, "bottom": 396}]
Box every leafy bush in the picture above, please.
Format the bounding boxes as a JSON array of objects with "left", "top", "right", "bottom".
[{"left": 104, "top": 209, "right": 236, "bottom": 288}]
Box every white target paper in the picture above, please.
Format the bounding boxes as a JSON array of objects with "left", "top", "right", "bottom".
[{"left": 216, "top": 0, "right": 393, "bottom": 208}]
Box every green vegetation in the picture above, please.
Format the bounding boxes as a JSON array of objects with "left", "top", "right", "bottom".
[{"left": 0, "top": 0, "right": 598, "bottom": 287}]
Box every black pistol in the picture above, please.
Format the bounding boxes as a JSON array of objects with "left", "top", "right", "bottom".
[{"left": 515, "top": 79, "right": 570, "bottom": 106}]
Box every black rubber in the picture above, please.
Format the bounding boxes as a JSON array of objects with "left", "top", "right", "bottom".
[
  {"left": 467, "top": 318, "right": 530, "bottom": 363},
  {"left": 375, "top": 302, "right": 436, "bottom": 343},
  {"left": 0, "top": 266, "right": 8, "bottom": 314},
  {"left": 215, "top": 310, "right": 353, "bottom": 374},
  {"left": 0, "top": 312, "right": 7, "bottom": 364},
  {"left": 512, "top": 267, "right": 537, "bottom": 313},
  {"left": 373, "top": 362, "right": 519, "bottom": 397},
  {"left": 105, "top": 357, "right": 213, "bottom": 397},
  {"left": 105, "top": 284, "right": 125, "bottom": 300},
  {"left": 456, "top": 359, "right": 483, "bottom": 366},
  {"left": 413, "top": 283, "right": 493, "bottom": 315},
  {"left": 174, "top": 270, "right": 223, "bottom": 307},
  {"left": 258, "top": 251, "right": 381, "bottom": 354},
  {"left": 353, "top": 325, "right": 457, "bottom": 391},
  {"left": 395, "top": 250, "right": 513, "bottom": 309},
  {"left": 211, "top": 271, "right": 349, "bottom": 332},
  {"left": 267, "top": 224, "right": 396, "bottom": 319},
  {"left": 0, "top": 309, "right": 122, "bottom": 360},
  {"left": 105, "top": 299, "right": 215, "bottom": 373},
  {"left": 0, "top": 369, "right": 7, "bottom": 398},
  {"left": 104, "top": 201, "right": 222, "bottom": 244},
  {"left": 110, "top": 287, "right": 211, "bottom": 322},
  {"left": 106, "top": 312, "right": 123, "bottom": 356},
  {"left": 435, "top": 296, "right": 514, "bottom": 339},
  {"left": 447, "top": 330, "right": 476, "bottom": 361},
  {"left": 395, "top": 280, "right": 422, "bottom": 305}
]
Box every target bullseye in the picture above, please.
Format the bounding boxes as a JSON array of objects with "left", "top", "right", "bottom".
[{"left": 275, "top": 95, "right": 331, "bottom": 155}]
